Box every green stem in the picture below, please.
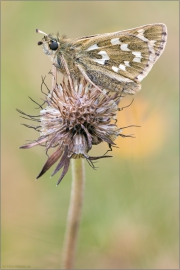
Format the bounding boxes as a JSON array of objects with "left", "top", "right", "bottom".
[{"left": 62, "top": 158, "right": 85, "bottom": 269}]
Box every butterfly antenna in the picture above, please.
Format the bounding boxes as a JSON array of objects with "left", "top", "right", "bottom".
[{"left": 36, "top": 29, "right": 48, "bottom": 36}]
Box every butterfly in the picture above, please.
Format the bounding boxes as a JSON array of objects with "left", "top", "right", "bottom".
[{"left": 36, "top": 23, "right": 167, "bottom": 96}]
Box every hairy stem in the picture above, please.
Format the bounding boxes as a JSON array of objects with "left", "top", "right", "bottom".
[{"left": 62, "top": 158, "right": 85, "bottom": 269}]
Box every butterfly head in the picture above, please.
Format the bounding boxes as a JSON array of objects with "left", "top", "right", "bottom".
[{"left": 36, "top": 29, "right": 59, "bottom": 56}]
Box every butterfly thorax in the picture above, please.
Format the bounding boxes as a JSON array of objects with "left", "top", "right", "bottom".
[{"left": 41, "top": 34, "right": 82, "bottom": 79}]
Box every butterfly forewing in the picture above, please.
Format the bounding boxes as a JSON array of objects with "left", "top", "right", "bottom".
[{"left": 74, "top": 24, "right": 167, "bottom": 84}]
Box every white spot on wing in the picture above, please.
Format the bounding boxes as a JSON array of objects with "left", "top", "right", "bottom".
[
  {"left": 111, "top": 38, "right": 121, "bottom": 45},
  {"left": 132, "top": 51, "right": 142, "bottom": 57},
  {"left": 112, "top": 66, "right": 119, "bottom": 73},
  {"left": 93, "top": 50, "right": 110, "bottom": 65},
  {"left": 119, "top": 64, "right": 126, "bottom": 71},
  {"left": 133, "top": 57, "right": 141, "bottom": 63},
  {"left": 136, "top": 29, "right": 146, "bottom": 41},
  {"left": 112, "top": 64, "right": 126, "bottom": 72},
  {"left": 86, "top": 44, "right": 99, "bottom": 51},
  {"left": 132, "top": 51, "right": 142, "bottom": 62},
  {"left": 149, "top": 40, "right": 156, "bottom": 46},
  {"left": 120, "top": 44, "right": 130, "bottom": 51},
  {"left": 124, "top": 61, "right": 131, "bottom": 67}
]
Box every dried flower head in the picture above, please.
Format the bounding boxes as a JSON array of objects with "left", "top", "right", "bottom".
[{"left": 18, "top": 76, "right": 137, "bottom": 185}]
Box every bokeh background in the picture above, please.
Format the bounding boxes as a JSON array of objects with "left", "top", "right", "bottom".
[{"left": 2, "top": 1, "right": 179, "bottom": 269}]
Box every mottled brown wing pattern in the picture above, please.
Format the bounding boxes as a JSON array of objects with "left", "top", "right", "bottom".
[
  {"left": 71, "top": 24, "right": 167, "bottom": 94},
  {"left": 37, "top": 24, "right": 167, "bottom": 95}
]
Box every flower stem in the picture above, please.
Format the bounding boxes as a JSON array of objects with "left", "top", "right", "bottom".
[{"left": 62, "top": 158, "right": 85, "bottom": 269}]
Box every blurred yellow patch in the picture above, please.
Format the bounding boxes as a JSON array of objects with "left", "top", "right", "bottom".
[{"left": 114, "top": 97, "right": 166, "bottom": 158}]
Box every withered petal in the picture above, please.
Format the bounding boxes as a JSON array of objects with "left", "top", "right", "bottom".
[
  {"left": 81, "top": 124, "right": 92, "bottom": 148},
  {"left": 51, "top": 146, "right": 68, "bottom": 177},
  {"left": 94, "top": 132, "right": 116, "bottom": 145},
  {"left": 56, "top": 157, "right": 70, "bottom": 185},
  {"left": 20, "top": 137, "right": 47, "bottom": 149},
  {"left": 36, "top": 146, "right": 63, "bottom": 179}
]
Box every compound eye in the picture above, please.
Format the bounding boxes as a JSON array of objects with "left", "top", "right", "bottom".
[{"left": 49, "top": 41, "right": 58, "bottom": 51}]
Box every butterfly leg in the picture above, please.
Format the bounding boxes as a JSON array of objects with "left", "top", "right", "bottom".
[
  {"left": 60, "top": 55, "right": 75, "bottom": 92},
  {"left": 76, "top": 64, "right": 104, "bottom": 93}
]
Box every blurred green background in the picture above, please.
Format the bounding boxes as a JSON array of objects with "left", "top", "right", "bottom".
[{"left": 2, "top": 1, "right": 179, "bottom": 269}]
